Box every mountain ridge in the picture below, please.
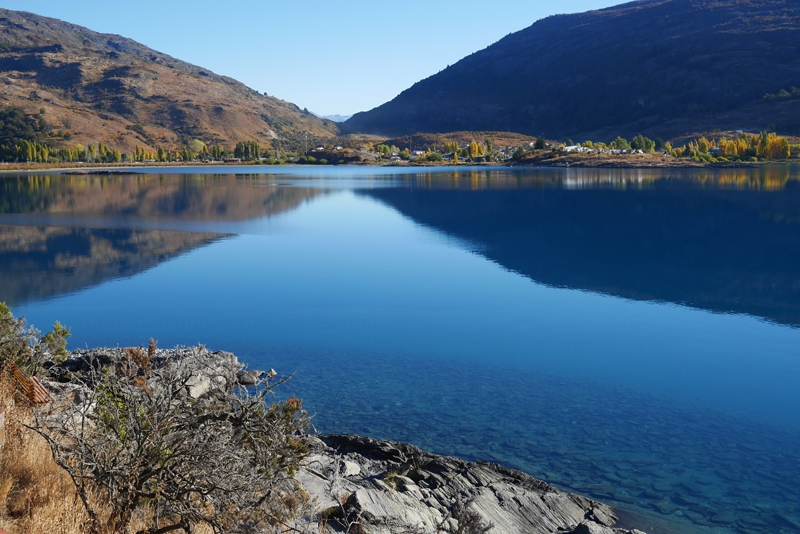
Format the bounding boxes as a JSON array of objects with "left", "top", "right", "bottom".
[
  {"left": 343, "top": 0, "right": 800, "bottom": 141},
  {"left": 0, "top": 9, "right": 338, "bottom": 153}
]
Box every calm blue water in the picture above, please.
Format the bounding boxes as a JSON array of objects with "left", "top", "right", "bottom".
[{"left": 2, "top": 166, "right": 800, "bottom": 534}]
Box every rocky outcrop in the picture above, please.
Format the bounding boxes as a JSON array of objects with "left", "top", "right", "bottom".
[
  {"left": 42, "top": 348, "right": 647, "bottom": 533},
  {"left": 297, "top": 434, "right": 647, "bottom": 534},
  {"left": 46, "top": 346, "right": 271, "bottom": 396}
]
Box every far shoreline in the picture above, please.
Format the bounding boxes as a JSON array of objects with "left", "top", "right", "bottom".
[{"left": 1, "top": 155, "right": 797, "bottom": 174}]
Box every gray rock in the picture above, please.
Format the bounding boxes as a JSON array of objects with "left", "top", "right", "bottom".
[
  {"left": 296, "top": 434, "right": 649, "bottom": 534},
  {"left": 342, "top": 460, "right": 361, "bottom": 478},
  {"left": 567, "top": 520, "right": 648, "bottom": 534},
  {"left": 236, "top": 369, "right": 265, "bottom": 385}
]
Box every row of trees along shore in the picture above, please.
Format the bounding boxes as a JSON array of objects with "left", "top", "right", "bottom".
[
  {"left": 372, "top": 132, "right": 797, "bottom": 164},
  {"left": 3, "top": 106, "right": 798, "bottom": 165},
  {"left": 576, "top": 132, "right": 796, "bottom": 163},
  {"left": 372, "top": 138, "right": 494, "bottom": 163},
  {"left": 0, "top": 106, "right": 277, "bottom": 164}
]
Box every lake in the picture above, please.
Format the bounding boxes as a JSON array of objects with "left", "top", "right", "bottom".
[{"left": 2, "top": 165, "right": 800, "bottom": 534}]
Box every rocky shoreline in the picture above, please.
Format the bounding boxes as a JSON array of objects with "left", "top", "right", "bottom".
[
  {"left": 299, "top": 434, "right": 646, "bottom": 534},
  {"left": 42, "top": 346, "right": 648, "bottom": 534}
]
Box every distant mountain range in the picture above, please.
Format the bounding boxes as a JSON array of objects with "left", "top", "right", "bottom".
[
  {"left": 0, "top": 9, "right": 337, "bottom": 153},
  {"left": 344, "top": 0, "right": 800, "bottom": 141},
  {"left": 315, "top": 113, "right": 352, "bottom": 123}
]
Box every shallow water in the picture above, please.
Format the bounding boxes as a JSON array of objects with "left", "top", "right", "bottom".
[{"left": 2, "top": 166, "right": 800, "bottom": 533}]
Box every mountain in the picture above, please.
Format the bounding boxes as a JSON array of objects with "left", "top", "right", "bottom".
[
  {"left": 343, "top": 0, "right": 800, "bottom": 141},
  {"left": 316, "top": 114, "right": 352, "bottom": 123},
  {"left": 0, "top": 9, "right": 338, "bottom": 153}
]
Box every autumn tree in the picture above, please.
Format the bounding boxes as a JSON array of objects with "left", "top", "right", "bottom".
[{"left": 469, "top": 140, "right": 483, "bottom": 158}]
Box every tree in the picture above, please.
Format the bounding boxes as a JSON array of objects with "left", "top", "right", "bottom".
[
  {"left": 188, "top": 139, "right": 206, "bottom": 156},
  {"left": 33, "top": 344, "right": 309, "bottom": 534},
  {"left": 484, "top": 138, "right": 493, "bottom": 154},
  {"left": 610, "top": 136, "right": 631, "bottom": 151},
  {"left": 469, "top": 141, "right": 481, "bottom": 159},
  {"left": 534, "top": 138, "right": 545, "bottom": 150},
  {"left": 630, "top": 135, "right": 655, "bottom": 153}
]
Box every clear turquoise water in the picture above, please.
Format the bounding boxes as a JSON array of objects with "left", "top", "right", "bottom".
[{"left": 2, "top": 167, "right": 800, "bottom": 533}]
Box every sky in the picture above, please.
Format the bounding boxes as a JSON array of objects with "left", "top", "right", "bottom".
[{"left": 3, "top": 0, "right": 619, "bottom": 116}]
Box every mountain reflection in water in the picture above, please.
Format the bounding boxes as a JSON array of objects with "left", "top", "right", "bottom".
[
  {"left": 0, "top": 173, "right": 323, "bottom": 306},
  {"left": 361, "top": 166, "right": 800, "bottom": 327},
  {"left": 2, "top": 166, "right": 800, "bottom": 326}
]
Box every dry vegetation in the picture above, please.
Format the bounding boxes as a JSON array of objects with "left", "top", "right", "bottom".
[
  {"left": 0, "top": 9, "right": 338, "bottom": 155},
  {"left": 0, "top": 373, "right": 89, "bottom": 533},
  {"left": 380, "top": 131, "right": 539, "bottom": 152}
]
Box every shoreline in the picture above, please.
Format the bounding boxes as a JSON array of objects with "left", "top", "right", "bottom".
[
  {"left": 39, "top": 346, "right": 651, "bottom": 534},
  {"left": 0, "top": 156, "right": 797, "bottom": 174}
]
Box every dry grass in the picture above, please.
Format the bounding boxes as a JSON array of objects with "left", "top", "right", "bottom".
[
  {"left": 0, "top": 374, "right": 215, "bottom": 534},
  {"left": 0, "top": 375, "right": 87, "bottom": 534}
]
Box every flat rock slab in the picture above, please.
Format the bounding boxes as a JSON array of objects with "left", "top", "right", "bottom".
[{"left": 296, "top": 434, "right": 648, "bottom": 534}]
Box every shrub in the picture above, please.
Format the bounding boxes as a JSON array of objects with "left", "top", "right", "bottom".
[
  {"left": 0, "top": 303, "right": 70, "bottom": 375},
  {"left": 33, "top": 346, "right": 309, "bottom": 534}
]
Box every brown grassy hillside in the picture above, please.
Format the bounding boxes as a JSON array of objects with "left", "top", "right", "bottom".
[{"left": 0, "top": 9, "right": 339, "bottom": 154}]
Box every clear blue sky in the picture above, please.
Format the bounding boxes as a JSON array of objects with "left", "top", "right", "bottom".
[{"left": 4, "top": 1, "right": 619, "bottom": 116}]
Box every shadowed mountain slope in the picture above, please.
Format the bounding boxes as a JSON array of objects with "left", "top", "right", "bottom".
[
  {"left": 344, "top": 0, "right": 800, "bottom": 141},
  {"left": 0, "top": 9, "right": 338, "bottom": 153}
]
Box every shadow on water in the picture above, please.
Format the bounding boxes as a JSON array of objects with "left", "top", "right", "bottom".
[{"left": 360, "top": 166, "right": 800, "bottom": 328}]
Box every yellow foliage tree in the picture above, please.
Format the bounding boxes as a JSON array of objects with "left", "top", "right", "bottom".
[{"left": 469, "top": 140, "right": 482, "bottom": 158}]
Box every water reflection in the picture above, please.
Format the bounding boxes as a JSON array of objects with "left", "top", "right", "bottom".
[
  {"left": 3, "top": 167, "right": 800, "bottom": 534},
  {"left": 0, "top": 174, "right": 322, "bottom": 306},
  {"left": 0, "top": 173, "right": 321, "bottom": 220},
  {"left": 0, "top": 226, "right": 222, "bottom": 306},
  {"left": 362, "top": 169, "right": 800, "bottom": 327}
]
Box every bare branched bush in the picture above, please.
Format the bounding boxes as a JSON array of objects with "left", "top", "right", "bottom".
[
  {"left": 31, "top": 348, "right": 310, "bottom": 534},
  {"left": 437, "top": 495, "right": 494, "bottom": 534}
]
